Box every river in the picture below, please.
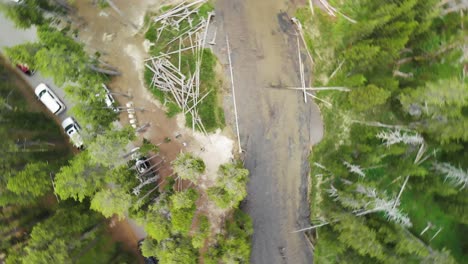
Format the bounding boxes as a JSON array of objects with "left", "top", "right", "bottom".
[{"left": 213, "top": 0, "right": 323, "bottom": 263}]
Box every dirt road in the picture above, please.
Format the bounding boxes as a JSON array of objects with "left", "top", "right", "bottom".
[{"left": 213, "top": 0, "right": 323, "bottom": 263}]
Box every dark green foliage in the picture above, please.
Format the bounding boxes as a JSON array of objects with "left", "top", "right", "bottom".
[
  {"left": 300, "top": 0, "right": 467, "bottom": 262},
  {"left": 0, "top": 0, "right": 51, "bottom": 29},
  {"left": 348, "top": 85, "right": 391, "bottom": 112},
  {"left": 0, "top": 59, "right": 71, "bottom": 207}
]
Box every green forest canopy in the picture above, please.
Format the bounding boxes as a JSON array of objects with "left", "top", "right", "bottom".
[{"left": 298, "top": 0, "right": 467, "bottom": 263}]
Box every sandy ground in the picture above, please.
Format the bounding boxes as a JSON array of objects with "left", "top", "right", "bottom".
[{"left": 212, "top": 0, "right": 324, "bottom": 263}]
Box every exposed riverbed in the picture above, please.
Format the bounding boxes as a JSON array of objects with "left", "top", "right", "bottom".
[{"left": 212, "top": 0, "right": 323, "bottom": 263}]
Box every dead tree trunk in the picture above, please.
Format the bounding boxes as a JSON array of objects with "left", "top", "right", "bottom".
[{"left": 88, "top": 64, "right": 121, "bottom": 76}]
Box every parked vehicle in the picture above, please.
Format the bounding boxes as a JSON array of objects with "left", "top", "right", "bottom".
[
  {"left": 34, "top": 83, "right": 66, "bottom": 115},
  {"left": 61, "top": 117, "right": 84, "bottom": 149},
  {"left": 16, "top": 63, "right": 35, "bottom": 76},
  {"left": 131, "top": 147, "right": 155, "bottom": 179},
  {"left": 138, "top": 240, "right": 159, "bottom": 264},
  {"left": 100, "top": 84, "right": 119, "bottom": 112}
]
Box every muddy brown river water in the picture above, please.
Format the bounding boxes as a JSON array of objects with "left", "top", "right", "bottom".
[{"left": 213, "top": 0, "right": 323, "bottom": 263}]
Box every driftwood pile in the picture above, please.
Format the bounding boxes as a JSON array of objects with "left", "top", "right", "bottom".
[{"left": 145, "top": 0, "right": 214, "bottom": 133}]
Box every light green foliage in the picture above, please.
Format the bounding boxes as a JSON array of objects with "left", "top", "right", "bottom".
[
  {"left": 140, "top": 238, "right": 158, "bottom": 258},
  {"left": 34, "top": 25, "right": 87, "bottom": 85},
  {"left": 170, "top": 188, "right": 199, "bottom": 210},
  {"left": 207, "top": 163, "right": 249, "bottom": 209},
  {"left": 86, "top": 125, "right": 135, "bottom": 167},
  {"left": 91, "top": 188, "right": 132, "bottom": 219},
  {"left": 155, "top": 236, "right": 198, "bottom": 264},
  {"left": 172, "top": 153, "right": 205, "bottom": 182},
  {"left": 104, "top": 165, "right": 138, "bottom": 192},
  {"left": 65, "top": 83, "right": 118, "bottom": 129},
  {"left": 145, "top": 212, "right": 172, "bottom": 242},
  {"left": 0, "top": 0, "right": 49, "bottom": 29},
  {"left": 206, "top": 187, "right": 231, "bottom": 209},
  {"left": 23, "top": 239, "right": 69, "bottom": 264},
  {"left": 192, "top": 215, "right": 210, "bottom": 249},
  {"left": 205, "top": 210, "right": 253, "bottom": 264},
  {"left": 54, "top": 151, "right": 106, "bottom": 202},
  {"left": 348, "top": 85, "right": 391, "bottom": 111},
  {"left": 6, "top": 162, "right": 51, "bottom": 198},
  {"left": 4, "top": 43, "right": 40, "bottom": 67},
  {"left": 139, "top": 138, "right": 160, "bottom": 155},
  {"left": 136, "top": 194, "right": 172, "bottom": 242},
  {"left": 169, "top": 188, "right": 199, "bottom": 235},
  {"left": 422, "top": 248, "right": 458, "bottom": 264}
]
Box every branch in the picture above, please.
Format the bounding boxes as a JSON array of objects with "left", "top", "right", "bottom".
[{"left": 88, "top": 64, "right": 121, "bottom": 76}]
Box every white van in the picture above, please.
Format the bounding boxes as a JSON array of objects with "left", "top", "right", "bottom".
[
  {"left": 61, "top": 117, "right": 84, "bottom": 149},
  {"left": 34, "top": 83, "right": 66, "bottom": 115}
]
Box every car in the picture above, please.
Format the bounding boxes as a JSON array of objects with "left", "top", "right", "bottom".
[
  {"left": 100, "top": 84, "right": 119, "bottom": 112},
  {"left": 16, "top": 63, "right": 35, "bottom": 76},
  {"left": 34, "top": 83, "right": 66, "bottom": 115},
  {"left": 61, "top": 117, "right": 84, "bottom": 149},
  {"left": 131, "top": 148, "right": 154, "bottom": 177},
  {"left": 135, "top": 157, "right": 151, "bottom": 175},
  {"left": 138, "top": 240, "right": 159, "bottom": 264}
]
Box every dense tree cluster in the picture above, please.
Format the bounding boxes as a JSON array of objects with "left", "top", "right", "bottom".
[
  {"left": 207, "top": 163, "right": 249, "bottom": 209},
  {"left": 1, "top": 2, "right": 253, "bottom": 263},
  {"left": 135, "top": 154, "right": 253, "bottom": 263},
  {"left": 298, "top": 0, "right": 467, "bottom": 262},
  {"left": 204, "top": 210, "right": 253, "bottom": 264},
  {"left": 0, "top": 60, "right": 135, "bottom": 263}
]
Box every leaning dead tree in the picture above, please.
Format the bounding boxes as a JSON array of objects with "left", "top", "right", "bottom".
[
  {"left": 293, "top": 184, "right": 412, "bottom": 233},
  {"left": 439, "top": 0, "right": 468, "bottom": 15},
  {"left": 145, "top": 0, "right": 213, "bottom": 133},
  {"left": 377, "top": 129, "right": 424, "bottom": 147},
  {"left": 434, "top": 162, "right": 468, "bottom": 189},
  {"left": 317, "top": 0, "right": 357, "bottom": 23},
  {"left": 282, "top": 18, "right": 347, "bottom": 106}
]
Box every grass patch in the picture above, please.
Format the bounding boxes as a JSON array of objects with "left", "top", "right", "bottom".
[{"left": 97, "top": 0, "right": 109, "bottom": 9}]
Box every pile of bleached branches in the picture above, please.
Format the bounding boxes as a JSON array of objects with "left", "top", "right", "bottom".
[{"left": 145, "top": 0, "right": 214, "bottom": 133}]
